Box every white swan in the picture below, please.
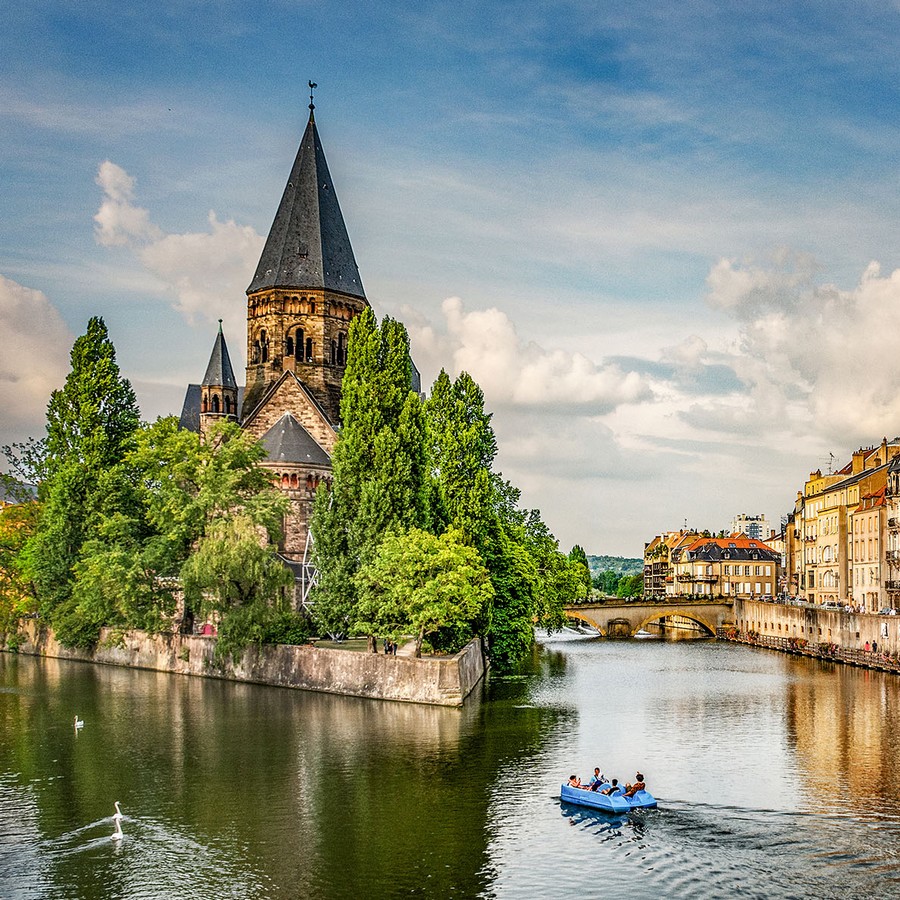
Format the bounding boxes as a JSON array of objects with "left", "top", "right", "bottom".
[
  {"left": 111, "top": 801, "right": 124, "bottom": 841},
  {"left": 74, "top": 716, "right": 84, "bottom": 729}
]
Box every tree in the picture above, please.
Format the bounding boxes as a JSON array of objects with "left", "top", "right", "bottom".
[
  {"left": 0, "top": 500, "right": 39, "bottom": 639},
  {"left": 181, "top": 514, "right": 293, "bottom": 661},
  {"left": 616, "top": 574, "right": 643, "bottom": 598},
  {"left": 354, "top": 528, "right": 493, "bottom": 657},
  {"left": 425, "top": 370, "right": 497, "bottom": 538},
  {"left": 44, "top": 317, "right": 139, "bottom": 480},
  {"left": 18, "top": 318, "right": 140, "bottom": 628},
  {"left": 568, "top": 544, "right": 592, "bottom": 599},
  {"left": 311, "top": 308, "right": 428, "bottom": 635},
  {"left": 593, "top": 570, "right": 621, "bottom": 596}
]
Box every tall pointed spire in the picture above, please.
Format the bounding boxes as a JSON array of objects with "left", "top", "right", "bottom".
[
  {"left": 202, "top": 319, "right": 237, "bottom": 389},
  {"left": 247, "top": 109, "right": 366, "bottom": 300}
]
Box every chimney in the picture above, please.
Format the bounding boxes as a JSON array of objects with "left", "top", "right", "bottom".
[{"left": 852, "top": 449, "right": 866, "bottom": 474}]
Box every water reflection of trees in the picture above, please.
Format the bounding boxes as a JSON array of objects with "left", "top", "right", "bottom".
[{"left": 0, "top": 652, "right": 562, "bottom": 898}]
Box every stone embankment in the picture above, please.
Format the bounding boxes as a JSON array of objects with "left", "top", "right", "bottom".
[
  {"left": 718, "top": 598, "right": 900, "bottom": 673},
  {"left": 2, "top": 620, "right": 486, "bottom": 707}
]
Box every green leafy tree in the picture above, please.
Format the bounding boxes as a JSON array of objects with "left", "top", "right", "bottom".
[
  {"left": 181, "top": 514, "right": 293, "bottom": 662},
  {"left": 616, "top": 573, "right": 643, "bottom": 598},
  {"left": 311, "top": 308, "right": 428, "bottom": 635},
  {"left": 568, "top": 544, "right": 592, "bottom": 599},
  {"left": 44, "top": 317, "right": 140, "bottom": 480},
  {"left": 0, "top": 500, "right": 39, "bottom": 640},
  {"left": 18, "top": 318, "right": 140, "bottom": 629},
  {"left": 354, "top": 527, "right": 493, "bottom": 657},
  {"left": 592, "top": 570, "right": 622, "bottom": 595}
]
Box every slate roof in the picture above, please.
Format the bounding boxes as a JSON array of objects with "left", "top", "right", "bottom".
[
  {"left": 202, "top": 321, "right": 237, "bottom": 389},
  {"left": 260, "top": 413, "right": 330, "bottom": 466},
  {"left": 247, "top": 111, "right": 366, "bottom": 300},
  {"left": 686, "top": 539, "right": 780, "bottom": 563}
]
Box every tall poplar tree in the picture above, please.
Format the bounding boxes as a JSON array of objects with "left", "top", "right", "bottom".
[
  {"left": 20, "top": 318, "right": 140, "bottom": 621},
  {"left": 310, "top": 308, "right": 428, "bottom": 635}
]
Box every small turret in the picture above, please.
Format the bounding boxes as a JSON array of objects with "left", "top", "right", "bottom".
[{"left": 199, "top": 320, "right": 238, "bottom": 437}]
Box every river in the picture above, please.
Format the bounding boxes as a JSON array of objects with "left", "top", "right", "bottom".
[{"left": 2, "top": 634, "right": 899, "bottom": 899}]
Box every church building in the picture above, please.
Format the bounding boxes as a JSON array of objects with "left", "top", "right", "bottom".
[{"left": 179, "top": 101, "right": 372, "bottom": 573}]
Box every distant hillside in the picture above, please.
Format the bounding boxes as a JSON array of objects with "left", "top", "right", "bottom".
[{"left": 587, "top": 555, "right": 643, "bottom": 576}]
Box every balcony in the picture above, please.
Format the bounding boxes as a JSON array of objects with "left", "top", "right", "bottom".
[
  {"left": 887, "top": 581, "right": 900, "bottom": 591},
  {"left": 694, "top": 574, "right": 719, "bottom": 583},
  {"left": 889, "top": 518, "right": 899, "bottom": 529}
]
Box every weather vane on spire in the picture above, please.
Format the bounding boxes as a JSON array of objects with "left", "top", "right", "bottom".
[{"left": 308, "top": 81, "right": 317, "bottom": 111}]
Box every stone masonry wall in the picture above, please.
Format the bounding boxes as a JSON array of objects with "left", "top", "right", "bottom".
[{"left": 3, "top": 622, "right": 486, "bottom": 707}]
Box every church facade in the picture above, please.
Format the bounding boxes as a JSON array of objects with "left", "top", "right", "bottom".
[{"left": 179, "top": 106, "right": 369, "bottom": 567}]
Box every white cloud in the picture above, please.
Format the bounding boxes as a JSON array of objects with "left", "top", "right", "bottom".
[
  {"left": 0, "top": 275, "right": 72, "bottom": 437},
  {"left": 408, "top": 296, "right": 652, "bottom": 412},
  {"left": 93, "top": 161, "right": 263, "bottom": 352},
  {"left": 94, "top": 161, "right": 162, "bottom": 246},
  {"left": 700, "top": 253, "right": 900, "bottom": 443}
]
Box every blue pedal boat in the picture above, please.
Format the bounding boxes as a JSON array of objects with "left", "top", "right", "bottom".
[{"left": 560, "top": 783, "right": 658, "bottom": 813}]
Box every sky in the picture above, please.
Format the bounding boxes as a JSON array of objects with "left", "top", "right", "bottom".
[{"left": 2, "top": 1, "right": 899, "bottom": 556}]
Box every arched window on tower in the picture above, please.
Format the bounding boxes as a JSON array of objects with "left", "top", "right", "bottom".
[
  {"left": 331, "top": 339, "right": 337, "bottom": 365},
  {"left": 211, "top": 395, "right": 220, "bottom": 413},
  {"left": 337, "top": 332, "right": 346, "bottom": 366},
  {"left": 306, "top": 337, "right": 313, "bottom": 361},
  {"left": 260, "top": 329, "right": 269, "bottom": 363},
  {"left": 224, "top": 396, "right": 232, "bottom": 415},
  {"left": 296, "top": 328, "right": 304, "bottom": 361},
  {"left": 201, "top": 397, "right": 208, "bottom": 413},
  {"left": 286, "top": 335, "right": 294, "bottom": 357}
]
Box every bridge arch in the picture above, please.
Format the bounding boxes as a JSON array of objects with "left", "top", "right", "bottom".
[
  {"left": 632, "top": 609, "right": 717, "bottom": 636},
  {"left": 563, "top": 600, "right": 732, "bottom": 639},
  {"left": 565, "top": 608, "right": 611, "bottom": 636}
]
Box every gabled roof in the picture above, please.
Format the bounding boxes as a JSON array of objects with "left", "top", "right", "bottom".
[
  {"left": 247, "top": 111, "right": 366, "bottom": 300},
  {"left": 202, "top": 321, "right": 237, "bottom": 389},
  {"left": 240, "top": 369, "right": 334, "bottom": 433},
  {"left": 260, "top": 413, "right": 330, "bottom": 466}
]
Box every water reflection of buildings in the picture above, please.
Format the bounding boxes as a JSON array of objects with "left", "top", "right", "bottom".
[{"left": 785, "top": 663, "right": 900, "bottom": 809}]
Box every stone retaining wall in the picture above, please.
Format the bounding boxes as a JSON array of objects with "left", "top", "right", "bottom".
[
  {"left": 2, "top": 621, "right": 486, "bottom": 707},
  {"left": 720, "top": 599, "right": 900, "bottom": 673}
]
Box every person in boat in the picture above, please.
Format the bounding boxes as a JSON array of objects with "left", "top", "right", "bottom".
[
  {"left": 623, "top": 773, "right": 646, "bottom": 798},
  {"left": 567, "top": 774, "right": 582, "bottom": 788},
  {"left": 600, "top": 778, "right": 619, "bottom": 795},
  {"left": 588, "top": 767, "right": 607, "bottom": 791}
]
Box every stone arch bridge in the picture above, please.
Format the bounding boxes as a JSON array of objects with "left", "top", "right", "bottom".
[{"left": 565, "top": 599, "right": 734, "bottom": 638}]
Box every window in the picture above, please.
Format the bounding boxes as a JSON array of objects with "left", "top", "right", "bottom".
[
  {"left": 755, "top": 582, "right": 762, "bottom": 594},
  {"left": 211, "top": 395, "right": 220, "bottom": 413},
  {"left": 755, "top": 565, "right": 762, "bottom": 576},
  {"left": 724, "top": 565, "right": 731, "bottom": 575},
  {"left": 296, "top": 328, "right": 304, "bottom": 359},
  {"left": 286, "top": 336, "right": 294, "bottom": 357},
  {"left": 306, "top": 337, "right": 313, "bottom": 361},
  {"left": 765, "top": 565, "right": 771, "bottom": 576},
  {"left": 259, "top": 329, "right": 269, "bottom": 363},
  {"left": 744, "top": 566, "right": 751, "bottom": 576}
]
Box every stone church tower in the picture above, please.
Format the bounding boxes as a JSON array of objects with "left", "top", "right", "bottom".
[
  {"left": 242, "top": 105, "right": 369, "bottom": 421},
  {"left": 181, "top": 103, "right": 368, "bottom": 571}
]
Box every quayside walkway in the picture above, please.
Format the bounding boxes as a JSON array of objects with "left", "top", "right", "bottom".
[{"left": 565, "top": 599, "right": 733, "bottom": 638}]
